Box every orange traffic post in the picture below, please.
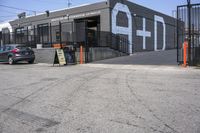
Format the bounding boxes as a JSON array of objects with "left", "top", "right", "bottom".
[
  {"left": 182, "top": 41, "right": 188, "bottom": 67},
  {"left": 80, "top": 45, "right": 83, "bottom": 64}
]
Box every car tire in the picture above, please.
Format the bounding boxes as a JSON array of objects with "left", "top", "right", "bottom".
[
  {"left": 28, "top": 60, "right": 34, "bottom": 64},
  {"left": 8, "top": 57, "right": 14, "bottom": 65}
]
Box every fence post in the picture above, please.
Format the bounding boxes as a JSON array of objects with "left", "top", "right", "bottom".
[
  {"left": 41, "top": 25, "right": 44, "bottom": 45},
  {"left": 80, "top": 45, "right": 83, "bottom": 64},
  {"left": 59, "top": 21, "right": 62, "bottom": 47},
  {"left": 8, "top": 32, "right": 10, "bottom": 44},
  {"left": 85, "top": 20, "right": 88, "bottom": 63},
  {"left": 14, "top": 29, "right": 16, "bottom": 44},
  {"left": 26, "top": 27, "right": 29, "bottom": 47},
  {"left": 34, "top": 26, "right": 36, "bottom": 48},
  {"left": 182, "top": 41, "right": 188, "bottom": 67},
  {"left": 176, "top": 7, "right": 179, "bottom": 63},
  {"left": 187, "top": 0, "right": 191, "bottom": 65},
  {"left": 20, "top": 29, "right": 22, "bottom": 44},
  {"left": 2, "top": 32, "right": 6, "bottom": 45},
  {"left": 50, "top": 23, "right": 52, "bottom": 47}
]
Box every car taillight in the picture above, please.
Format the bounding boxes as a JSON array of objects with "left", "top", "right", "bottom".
[{"left": 11, "top": 48, "right": 19, "bottom": 54}]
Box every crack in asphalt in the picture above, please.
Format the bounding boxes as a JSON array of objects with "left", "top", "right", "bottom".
[
  {"left": 0, "top": 68, "right": 110, "bottom": 132},
  {"left": 1, "top": 79, "right": 62, "bottom": 114},
  {"left": 2, "top": 108, "right": 60, "bottom": 128},
  {"left": 125, "top": 72, "right": 180, "bottom": 133},
  {"left": 113, "top": 70, "right": 166, "bottom": 133},
  {"left": 56, "top": 69, "right": 112, "bottom": 126},
  {"left": 0, "top": 124, "right": 2, "bottom": 133}
]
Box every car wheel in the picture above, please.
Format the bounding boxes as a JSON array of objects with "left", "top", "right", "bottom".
[
  {"left": 8, "top": 57, "right": 14, "bottom": 65},
  {"left": 28, "top": 60, "right": 34, "bottom": 64}
]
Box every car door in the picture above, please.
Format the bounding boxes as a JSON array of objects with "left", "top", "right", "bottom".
[
  {"left": 1, "top": 46, "right": 6, "bottom": 62},
  {"left": 4, "top": 46, "right": 13, "bottom": 61},
  {"left": 1, "top": 46, "right": 11, "bottom": 62},
  {"left": 0, "top": 47, "right": 3, "bottom": 62},
  {"left": 0, "top": 46, "right": 8, "bottom": 62}
]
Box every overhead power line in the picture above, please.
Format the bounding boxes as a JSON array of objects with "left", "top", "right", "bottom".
[
  {"left": 0, "top": 9, "right": 20, "bottom": 14},
  {"left": 0, "top": 4, "right": 42, "bottom": 15},
  {"left": 0, "top": 4, "right": 39, "bottom": 12},
  {"left": 0, "top": 15, "right": 17, "bottom": 18}
]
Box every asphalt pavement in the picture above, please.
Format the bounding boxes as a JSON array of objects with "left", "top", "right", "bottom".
[
  {"left": 0, "top": 55, "right": 200, "bottom": 133},
  {"left": 93, "top": 49, "right": 178, "bottom": 66}
]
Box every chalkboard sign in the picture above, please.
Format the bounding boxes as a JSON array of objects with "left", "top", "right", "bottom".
[{"left": 53, "top": 49, "right": 66, "bottom": 66}]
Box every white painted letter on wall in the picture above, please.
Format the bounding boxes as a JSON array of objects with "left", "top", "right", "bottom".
[
  {"left": 136, "top": 18, "right": 151, "bottom": 50},
  {"left": 112, "top": 3, "right": 132, "bottom": 54},
  {"left": 154, "top": 15, "right": 166, "bottom": 51}
]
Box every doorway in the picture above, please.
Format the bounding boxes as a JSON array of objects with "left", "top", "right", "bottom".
[{"left": 74, "top": 16, "right": 100, "bottom": 47}]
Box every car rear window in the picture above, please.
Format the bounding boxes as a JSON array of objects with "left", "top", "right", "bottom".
[
  {"left": 16, "top": 46, "right": 31, "bottom": 50},
  {"left": 6, "top": 46, "right": 14, "bottom": 51}
]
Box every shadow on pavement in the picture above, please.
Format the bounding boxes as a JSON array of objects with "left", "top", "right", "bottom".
[
  {"left": 92, "top": 49, "right": 178, "bottom": 66},
  {"left": 0, "top": 62, "right": 35, "bottom": 66}
]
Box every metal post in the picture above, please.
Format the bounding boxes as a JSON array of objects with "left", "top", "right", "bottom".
[
  {"left": 8, "top": 32, "right": 10, "bottom": 44},
  {"left": 176, "top": 6, "right": 179, "bottom": 63},
  {"left": 20, "top": 29, "right": 22, "bottom": 44},
  {"left": 59, "top": 21, "right": 62, "bottom": 47},
  {"left": 34, "top": 26, "right": 36, "bottom": 48},
  {"left": 2, "top": 32, "right": 6, "bottom": 45},
  {"left": 41, "top": 26, "right": 44, "bottom": 45},
  {"left": 47, "top": 24, "right": 49, "bottom": 47},
  {"left": 182, "top": 41, "right": 188, "bottom": 67},
  {"left": 192, "top": 24, "right": 195, "bottom": 65},
  {"left": 14, "top": 29, "right": 16, "bottom": 44},
  {"left": 85, "top": 20, "right": 88, "bottom": 63},
  {"left": 80, "top": 45, "right": 83, "bottom": 64},
  {"left": 26, "top": 27, "right": 29, "bottom": 47},
  {"left": 187, "top": 0, "right": 191, "bottom": 65},
  {"left": 50, "top": 23, "right": 52, "bottom": 47}
]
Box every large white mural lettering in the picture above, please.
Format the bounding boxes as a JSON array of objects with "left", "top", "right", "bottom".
[
  {"left": 112, "top": 3, "right": 166, "bottom": 52},
  {"left": 136, "top": 18, "right": 151, "bottom": 50},
  {"left": 112, "top": 3, "right": 133, "bottom": 54},
  {"left": 154, "top": 15, "right": 166, "bottom": 51}
]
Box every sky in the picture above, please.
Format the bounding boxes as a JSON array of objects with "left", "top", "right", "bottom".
[{"left": 0, "top": 0, "right": 200, "bottom": 22}]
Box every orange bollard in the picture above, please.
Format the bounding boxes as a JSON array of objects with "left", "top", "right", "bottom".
[
  {"left": 80, "top": 45, "right": 83, "bottom": 64},
  {"left": 182, "top": 41, "right": 188, "bottom": 67}
]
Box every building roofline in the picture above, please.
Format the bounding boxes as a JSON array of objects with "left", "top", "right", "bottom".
[{"left": 12, "top": 0, "right": 107, "bottom": 21}]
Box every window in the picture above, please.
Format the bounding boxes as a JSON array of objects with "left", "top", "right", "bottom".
[
  {"left": 37, "top": 23, "right": 49, "bottom": 36},
  {"left": 5, "top": 46, "right": 14, "bottom": 51},
  {"left": 16, "top": 27, "right": 24, "bottom": 34},
  {"left": 37, "top": 23, "right": 49, "bottom": 43},
  {"left": 56, "top": 30, "right": 60, "bottom": 42}
]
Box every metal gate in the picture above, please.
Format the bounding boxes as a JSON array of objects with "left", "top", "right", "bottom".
[{"left": 177, "top": 2, "right": 200, "bottom": 66}]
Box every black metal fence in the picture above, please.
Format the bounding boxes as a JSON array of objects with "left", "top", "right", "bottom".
[
  {"left": 0, "top": 22, "right": 130, "bottom": 57},
  {"left": 177, "top": 2, "right": 200, "bottom": 66}
]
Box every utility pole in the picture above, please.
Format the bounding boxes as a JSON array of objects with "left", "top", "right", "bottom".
[
  {"left": 33, "top": 11, "right": 36, "bottom": 16},
  {"left": 172, "top": 10, "right": 176, "bottom": 18},
  {"left": 187, "top": 0, "right": 191, "bottom": 65},
  {"left": 67, "top": 0, "right": 72, "bottom": 8}
]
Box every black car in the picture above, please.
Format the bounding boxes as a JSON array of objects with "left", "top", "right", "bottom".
[{"left": 0, "top": 44, "right": 35, "bottom": 65}]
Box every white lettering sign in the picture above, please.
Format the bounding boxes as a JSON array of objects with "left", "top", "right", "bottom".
[
  {"left": 154, "top": 15, "right": 166, "bottom": 51},
  {"left": 112, "top": 3, "right": 133, "bottom": 54},
  {"left": 51, "top": 11, "right": 101, "bottom": 22},
  {"left": 136, "top": 18, "right": 151, "bottom": 50},
  {"left": 112, "top": 3, "right": 167, "bottom": 52}
]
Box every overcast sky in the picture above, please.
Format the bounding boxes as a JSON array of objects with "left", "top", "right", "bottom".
[{"left": 0, "top": 0, "right": 199, "bottom": 22}]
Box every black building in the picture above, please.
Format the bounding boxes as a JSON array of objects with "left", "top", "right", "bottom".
[{"left": 0, "top": 0, "right": 177, "bottom": 54}]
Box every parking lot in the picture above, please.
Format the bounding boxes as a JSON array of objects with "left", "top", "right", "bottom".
[{"left": 0, "top": 58, "right": 200, "bottom": 133}]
